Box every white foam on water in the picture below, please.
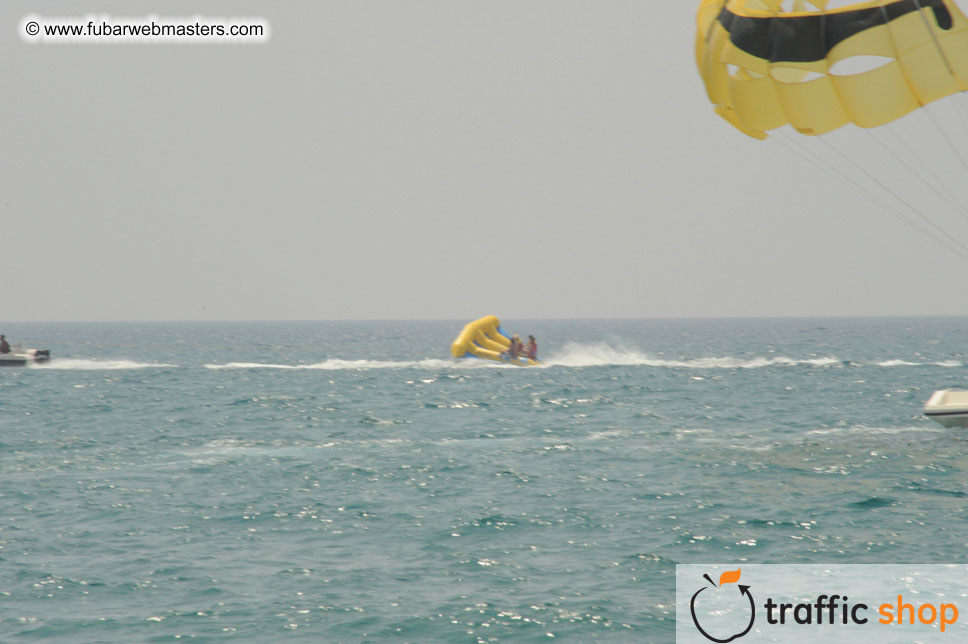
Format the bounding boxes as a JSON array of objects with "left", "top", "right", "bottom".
[
  {"left": 204, "top": 358, "right": 477, "bottom": 370},
  {"left": 200, "top": 345, "right": 957, "bottom": 371},
  {"left": 587, "top": 428, "right": 637, "bottom": 440},
  {"left": 542, "top": 342, "right": 841, "bottom": 369},
  {"left": 805, "top": 424, "right": 947, "bottom": 437},
  {"left": 34, "top": 359, "right": 177, "bottom": 370},
  {"left": 873, "top": 359, "right": 967, "bottom": 367}
]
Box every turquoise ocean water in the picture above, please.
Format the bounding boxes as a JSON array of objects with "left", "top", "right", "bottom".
[{"left": 2, "top": 317, "right": 968, "bottom": 642}]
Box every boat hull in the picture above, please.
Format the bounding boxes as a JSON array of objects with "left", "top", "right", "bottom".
[
  {"left": 0, "top": 349, "right": 50, "bottom": 367},
  {"left": 924, "top": 389, "right": 968, "bottom": 427}
]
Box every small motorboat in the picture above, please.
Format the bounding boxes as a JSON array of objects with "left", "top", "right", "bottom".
[
  {"left": 0, "top": 349, "right": 51, "bottom": 367},
  {"left": 923, "top": 389, "right": 968, "bottom": 427}
]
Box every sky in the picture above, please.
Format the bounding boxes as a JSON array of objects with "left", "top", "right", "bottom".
[{"left": 3, "top": 0, "right": 968, "bottom": 322}]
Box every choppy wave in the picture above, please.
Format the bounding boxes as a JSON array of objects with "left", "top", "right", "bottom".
[
  {"left": 205, "top": 358, "right": 472, "bottom": 370},
  {"left": 34, "top": 359, "right": 177, "bottom": 370},
  {"left": 542, "top": 342, "right": 842, "bottom": 369},
  {"left": 875, "top": 359, "right": 964, "bottom": 367},
  {"left": 32, "top": 348, "right": 963, "bottom": 372},
  {"left": 805, "top": 425, "right": 940, "bottom": 435},
  {"left": 200, "top": 344, "right": 964, "bottom": 371}
]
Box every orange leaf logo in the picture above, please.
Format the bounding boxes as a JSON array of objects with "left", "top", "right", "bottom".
[{"left": 718, "top": 569, "right": 741, "bottom": 586}]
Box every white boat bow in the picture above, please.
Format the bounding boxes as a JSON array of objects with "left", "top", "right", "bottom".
[{"left": 924, "top": 389, "right": 968, "bottom": 428}]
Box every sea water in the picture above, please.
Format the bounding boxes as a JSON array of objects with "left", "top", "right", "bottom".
[{"left": 2, "top": 317, "right": 968, "bottom": 643}]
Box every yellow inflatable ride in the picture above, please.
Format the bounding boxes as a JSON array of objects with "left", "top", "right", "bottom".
[{"left": 451, "top": 315, "right": 539, "bottom": 367}]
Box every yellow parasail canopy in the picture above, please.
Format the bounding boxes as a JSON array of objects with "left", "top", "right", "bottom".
[{"left": 696, "top": 0, "right": 968, "bottom": 138}]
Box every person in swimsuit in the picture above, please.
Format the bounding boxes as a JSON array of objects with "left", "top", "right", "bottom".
[
  {"left": 523, "top": 335, "right": 537, "bottom": 360},
  {"left": 508, "top": 335, "right": 522, "bottom": 360}
]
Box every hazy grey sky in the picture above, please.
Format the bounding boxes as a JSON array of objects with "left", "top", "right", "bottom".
[{"left": 4, "top": 1, "right": 968, "bottom": 322}]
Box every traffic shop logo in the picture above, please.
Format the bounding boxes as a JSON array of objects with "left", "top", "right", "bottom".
[{"left": 689, "top": 569, "right": 755, "bottom": 643}]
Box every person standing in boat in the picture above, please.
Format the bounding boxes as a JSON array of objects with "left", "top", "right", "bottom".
[{"left": 0, "top": 335, "right": 9, "bottom": 354}]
